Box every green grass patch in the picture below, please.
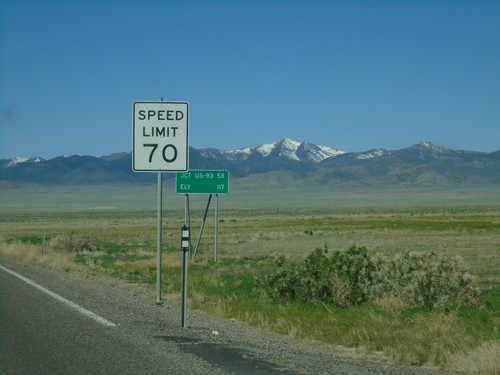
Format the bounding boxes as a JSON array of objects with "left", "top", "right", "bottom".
[{"left": 7, "top": 235, "right": 48, "bottom": 245}]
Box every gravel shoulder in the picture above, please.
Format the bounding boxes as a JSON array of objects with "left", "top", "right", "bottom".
[{"left": 0, "top": 256, "right": 457, "bottom": 375}]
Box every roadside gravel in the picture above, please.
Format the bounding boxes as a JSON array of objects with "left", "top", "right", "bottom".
[{"left": 1, "top": 256, "right": 457, "bottom": 375}]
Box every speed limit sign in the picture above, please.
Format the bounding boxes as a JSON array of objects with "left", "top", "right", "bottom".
[{"left": 133, "top": 101, "right": 189, "bottom": 172}]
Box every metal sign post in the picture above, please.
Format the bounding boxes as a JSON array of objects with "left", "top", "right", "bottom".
[
  {"left": 156, "top": 172, "right": 163, "bottom": 305},
  {"left": 132, "top": 100, "right": 189, "bottom": 306},
  {"left": 192, "top": 194, "right": 212, "bottom": 259},
  {"left": 214, "top": 194, "right": 219, "bottom": 262},
  {"left": 181, "top": 224, "right": 190, "bottom": 327}
]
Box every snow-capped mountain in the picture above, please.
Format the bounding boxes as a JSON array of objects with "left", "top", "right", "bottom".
[
  {"left": 1, "top": 139, "right": 499, "bottom": 186},
  {"left": 199, "top": 138, "right": 344, "bottom": 163},
  {"left": 407, "top": 141, "right": 460, "bottom": 161},
  {"left": 2, "top": 156, "right": 44, "bottom": 168}
]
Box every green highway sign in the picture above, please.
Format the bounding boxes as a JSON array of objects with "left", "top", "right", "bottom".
[{"left": 176, "top": 170, "right": 229, "bottom": 194}]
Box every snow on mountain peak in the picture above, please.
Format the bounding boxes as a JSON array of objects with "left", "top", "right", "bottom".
[
  {"left": 199, "top": 138, "right": 344, "bottom": 163},
  {"left": 8, "top": 157, "right": 29, "bottom": 166},
  {"left": 252, "top": 138, "right": 343, "bottom": 162},
  {"left": 411, "top": 141, "right": 454, "bottom": 152},
  {"left": 5, "top": 156, "right": 43, "bottom": 167},
  {"left": 255, "top": 143, "right": 275, "bottom": 157},
  {"left": 301, "top": 142, "right": 345, "bottom": 162},
  {"left": 357, "top": 149, "right": 389, "bottom": 160},
  {"left": 409, "top": 141, "right": 457, "bottom": 160},
  {"left": 253, "top": 138, "right": 345, "bottom": 162},
  {"left": 281, "top": 138, "right": 301, "bottom": 149},
  {"left": 276, "top": 138, "right": 302, "bottom": 160}
]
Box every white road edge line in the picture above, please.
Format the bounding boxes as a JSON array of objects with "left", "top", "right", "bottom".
[{"left": 0, "top": 264, "right": 116, "bottom": 327}]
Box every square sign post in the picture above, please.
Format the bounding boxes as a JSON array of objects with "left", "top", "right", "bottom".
[{"left": 133, "top": 100, "right": 189, "bottom": 307}]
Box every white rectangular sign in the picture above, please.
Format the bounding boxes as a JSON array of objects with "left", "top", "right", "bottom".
[{"left": 133, "top": 101, "right": 189, "bottom": 172}]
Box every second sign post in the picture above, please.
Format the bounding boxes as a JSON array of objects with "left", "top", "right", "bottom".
[{"left": 176, "top": 170, "right": 229, "bottom": 328}]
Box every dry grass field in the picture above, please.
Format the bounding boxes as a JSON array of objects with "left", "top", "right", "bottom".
[{"left": 1, "top": 183, "right": 499, "bottom": 373}]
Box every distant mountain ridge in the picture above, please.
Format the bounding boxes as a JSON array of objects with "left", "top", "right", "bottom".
[
  {"left": 195, "top": 138, "right": 344, "bottom": 164},
  {"left": 1, "top": 139, "right": 499, "bottom": 187}
]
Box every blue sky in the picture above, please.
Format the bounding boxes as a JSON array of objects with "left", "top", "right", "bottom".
[{"left": 1, "top": 0, "right": 499, "bottom": 159}]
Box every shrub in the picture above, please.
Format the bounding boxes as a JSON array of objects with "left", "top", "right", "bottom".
[
  {"left": 259, "top": 245, "right": 376, "bottom": 306},
  {"left": 48, "top": 232, "right": 94, "bottom": 253},
  {"left": 257, "top": 256, "right": 302, "bottom": 304},
  {"left": 259, "top": 246, "right": 479, "bottom": 311},
  {"left": 371, "top": 251, "right": 479, "bottom": 311},
  {"left": 330, "top": 245, "right": 376, "bottom": 305}
]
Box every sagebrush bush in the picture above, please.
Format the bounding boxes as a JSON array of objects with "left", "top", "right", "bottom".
[
  {"left": 259, "top": 246, "right": 479, "bottom": 311},
  {"left": 256, "top": 255, "right": 301, "bottom": 304},
  {"left": 371, "top": 251, "right": 479, "bottom": 310},
  {"left": 330, "top": 245, "right": 376, "bottom": 305},
  {"left": 258, "top": 245, "right": 376, "bottom": 306},
  {"left": 48, "top": 232, "right": 94, "bottom": 253}
]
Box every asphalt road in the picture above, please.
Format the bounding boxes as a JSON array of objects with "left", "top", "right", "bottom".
[
  {"left": 0, "top": 268, "right": 186, "bottom": 374},
  {"left": 0, "top": 261, "right": 296, "bottom": 375}
]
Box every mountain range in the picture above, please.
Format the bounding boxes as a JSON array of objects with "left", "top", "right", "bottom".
[{"left": 1, "top": 138, "right": 499, "bottom": 188}]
